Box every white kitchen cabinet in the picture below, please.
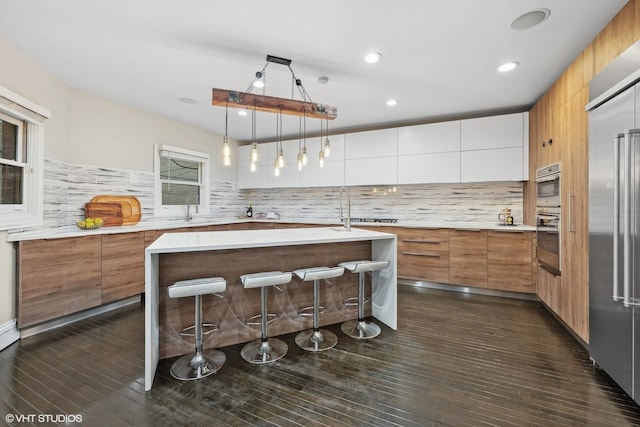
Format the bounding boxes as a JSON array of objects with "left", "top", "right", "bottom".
[
  {"left": 345, "top": 157, "right": 397, "bottom": 186},
  {"left": 299, "top": 159, "right": 344, "bottom": 187},
  {"left": 460, "top": 147, "right": 525, "bottom": 182},
  {"left": 397, "top": 121, "right": 461, "bottom": 155},
  {"left": 460, "top": 113, "right": 525, "bottom": 151},
  {"left": 345, "top": 128, "right": 397, "bottom": 159},
  {"left": 398, "top": 152, "right": 460, "bottom": 184}
]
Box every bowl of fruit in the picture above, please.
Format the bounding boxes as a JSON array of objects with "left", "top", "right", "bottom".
[{"left": 76, "top": 217, "right": 104, "bottom": 230}]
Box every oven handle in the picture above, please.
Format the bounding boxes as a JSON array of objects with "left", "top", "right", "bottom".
[
  {"left": 535, "top": 174, "right": 559, "bottom": 184},
  {"left": 613, "top": 133, "right": 622, "bottom": 302}
]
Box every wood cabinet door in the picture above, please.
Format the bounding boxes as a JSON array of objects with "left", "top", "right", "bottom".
[
  {"left": 102, "top": 232, "right": 145, "bottom": 303},
  {"left": 17, "top": 236, "right": 102, "bottom": 328},
  {"left": 397, "top": 228, "right": 450, "bottom": 283},
  {"left": 487, "top": 231, "right": 533, "bottom": 293},
  {"left": 449, "top": 230, "right": 488, "bottom": 288}
]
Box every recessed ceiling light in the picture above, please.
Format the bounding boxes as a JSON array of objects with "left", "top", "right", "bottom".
[
  {"left": 511, "top": 8, "right": 550, "bottom": 30},
  {"left": 386, "top": 99, "right": 398, "bottom": 106},
  {"left": 498, "top": 62, "right": 519, "bottom": 72},
  {"left": 318, "top": 76, "right": 329, "bottom": 84},
  {"left": 178, "top": 97, "right": 197, "bottom": 104},
  {"left": 238, "top": 110, "right": 248, "bottom": 116},
  {"left": 365, "top": 52, "right": 383, "bottom": 64}
]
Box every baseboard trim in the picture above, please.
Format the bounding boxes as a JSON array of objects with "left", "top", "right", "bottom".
[
  {"left": 20, "top": 296, "right": 141, "bottom": 339},
  {"left": 0, "top": 319, "right": 20, "bottom": 351},
  {"left": 398, "top": 279, "right": 539, "bottom": 301}
]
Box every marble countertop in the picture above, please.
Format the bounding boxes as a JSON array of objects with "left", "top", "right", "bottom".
[{"left": 7, "top": 218, "right": 535, "bottom": 242}]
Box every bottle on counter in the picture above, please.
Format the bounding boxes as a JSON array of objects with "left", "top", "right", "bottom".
[{"left": 246, "top": 205, "right": 253, "bottom": 218}]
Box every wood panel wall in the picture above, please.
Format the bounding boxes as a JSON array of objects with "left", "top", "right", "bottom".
[{"left": 527, "top": 0, "right": 640, "bottom": 343}]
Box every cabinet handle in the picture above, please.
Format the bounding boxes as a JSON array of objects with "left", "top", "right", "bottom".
[
  {"left": 402, "top": 239, "right": 441, "bottom": 244},
  {"left": 402, "top": 252, "right": 441, "bottom": 258},
  {"left": 568, "top": 193, "right": 576, "bottom": 233}
]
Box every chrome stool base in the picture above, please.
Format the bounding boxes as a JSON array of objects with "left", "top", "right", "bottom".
[
  {"left": 170, "top": 349, "right": 226, "bottom": 381},
  {"left": 241, "top": 338, "right": 288, "bottom": 364},
  {"left": 295, "top": 329, "right": 338, "bottom": 352},
  {"left": 341, "top": 319, "right": 381, "bottom": 339}
]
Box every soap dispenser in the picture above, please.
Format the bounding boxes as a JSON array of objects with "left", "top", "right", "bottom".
[{"left": 246, "top": 205, "right": 253, "bottom": 218}]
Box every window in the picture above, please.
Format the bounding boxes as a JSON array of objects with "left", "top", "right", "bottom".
[
  {"left": 154, "top": 144, "right": 210, "bottom": 217},
  {"left": 0, "top": 86, "right": 48, "bottom": 230}
]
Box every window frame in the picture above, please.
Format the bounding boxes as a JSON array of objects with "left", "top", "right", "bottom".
[
  {"left": 0, "top": 86, "right": 48, "bottom": 230},
  {"left": 154, "top": 144, "right": 210, "bottom": 218}
]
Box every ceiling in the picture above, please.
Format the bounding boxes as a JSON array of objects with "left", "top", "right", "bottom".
[{"left": 0, "top": 0, "right": 629, "bottom": 143}]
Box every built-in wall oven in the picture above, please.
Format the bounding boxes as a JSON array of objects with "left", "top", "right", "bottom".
[{"left": 536, "top": 162, "right": 561, "bottom": 275}]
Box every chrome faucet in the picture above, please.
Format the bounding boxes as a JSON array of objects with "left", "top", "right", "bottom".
[
  {"left": 339, "top": 186, "right": 351, "bottom": 231},
  {"left": 186, "top": 191, "right": 199, "bottom": 221}
]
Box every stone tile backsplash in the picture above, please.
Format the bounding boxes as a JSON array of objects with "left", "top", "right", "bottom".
[{"left": 15, "top": 158, "right": 524, "bottom": 233}]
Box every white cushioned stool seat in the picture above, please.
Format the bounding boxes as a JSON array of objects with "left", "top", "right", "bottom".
[
  {"left": 339, "top": 260, "right": 390, "bottom": 274},
  {"left": 294, "top": 266, "right": 345, "bottom": 282},
  {"left": 241, "top": 271, "right": 293, "bottom": 289},
  {"left": 168, "top": 277, "right": 226, "bottom": 298}
]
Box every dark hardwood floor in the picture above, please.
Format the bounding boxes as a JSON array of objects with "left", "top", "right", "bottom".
[{"left": 2, "top": 285, "right": 640, "bottom": 426}]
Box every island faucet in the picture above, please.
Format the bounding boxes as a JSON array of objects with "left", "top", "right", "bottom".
[
  {"left": 339, "top": 186, "right": 351, "bottom": 231},
  {"left": 186, "top": 191, "right": 199, "bottom": 221}
]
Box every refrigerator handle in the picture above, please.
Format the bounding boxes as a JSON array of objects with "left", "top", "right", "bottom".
[
  {"left": 613, "top": 133, "right": 623, "bottom": 302},
  {"left": 568, "top": 193, "right": 575, "bottom": 233},
  {"left": 623, "top": 129, "right": 640, "bottom": 308}
]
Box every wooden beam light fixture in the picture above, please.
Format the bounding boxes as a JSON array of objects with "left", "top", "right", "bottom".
[{"left": 211, "top": 55, "right": 337, "bottom": 120}]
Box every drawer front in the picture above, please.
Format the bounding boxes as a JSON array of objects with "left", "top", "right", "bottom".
[{"left": 397, "top": 228, "right": 449, "bottom": 283}]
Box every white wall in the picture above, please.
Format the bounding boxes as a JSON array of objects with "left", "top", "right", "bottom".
[{"left": 0, "top": 37, "right": 237, "bottom": 325}]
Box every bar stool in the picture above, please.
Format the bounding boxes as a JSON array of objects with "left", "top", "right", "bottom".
[
  {"left": 167, "top": 277, "right": 227, "bottom": 381},
  {"left": 294, "top": 266, "right": 345, "bottom": 352},
  {"left": 339, "top": 260, "right": 390, "bottom": 339},
  {"left": 240, "top": 271, "right": 292, "bottom": 364}
]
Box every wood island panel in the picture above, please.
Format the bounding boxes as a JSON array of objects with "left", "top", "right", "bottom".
[
  {"left": 449, "top": 230, "right": 488, "bottom": 288},
  {"left": 101, "top": 232, "right": 145, "bottom": 303},
  {"left": 17, "top": 236, "right": 102, "bottom": 328},
  {"left": 158, "top": 240, "right": 371, "bottom": 359}
]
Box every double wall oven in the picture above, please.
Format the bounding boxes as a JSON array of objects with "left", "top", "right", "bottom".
[{"left": 536, "top": 162, "right": 561, "bottom": 275}]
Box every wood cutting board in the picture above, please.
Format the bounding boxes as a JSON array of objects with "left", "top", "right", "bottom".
[
  {"left": 90, "top": 195, "right": 141, "bottom": 225},
  {"left": 84, "top": 202, "right": 124, "bottom": 226}
]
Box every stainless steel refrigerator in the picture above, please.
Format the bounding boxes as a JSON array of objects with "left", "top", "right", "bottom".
[{"left": 588, "top": 42, "right": 640, "bottom": 404}]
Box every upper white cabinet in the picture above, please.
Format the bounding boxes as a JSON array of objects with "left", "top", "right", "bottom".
[
  {"left": 345, "top": 129, "right": 397, "bottom": 185},
  {"left": 397, "top": 121, "right": 461, "bottom": 184},
  {"left": 345, "top": 128, "right": 397, "bottom": 159},
  {"left": 237, "top": 113, "right": 528, "bottom": 188},
  {"left": 460, "top": 112, "right": 528, "bottom": 182},
  {"left": 397, "top": 121, "right": 461, "bottom": 155},
  {"left": 460, "top": 113, "right": 524, "bottom": 150}
]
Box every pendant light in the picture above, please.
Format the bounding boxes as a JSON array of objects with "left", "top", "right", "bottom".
[
  {"left": 277, "top": 108, "right": 284, "bottom": 168},
  {"left": 323, "top": 113, "right": 331, "bottom": 157},
  {"left": 249, "top": 105, "right": 258, "bottom": 171},
  {"left": 222, "top": 100, "right": 231, "bottom": 166},
  {"left": 302, "top": 111, "right": 308, "bottom": 165},
  {"left": 318, "top": 117, "right": 325, "bottom": 168},
  {"left": 297, "top": 116, "right": 303, "bottom": 171}
]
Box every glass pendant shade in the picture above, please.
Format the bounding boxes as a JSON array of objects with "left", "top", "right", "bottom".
[
  {"left": 250, "top": 161, "right": 256, "bottom": 172},
  {"left": 324, "top": 137, "right": 331, "bottom": 157},
  {"left": 318, "top": 150, "right": 325, "bottom": 168},
  {"left": 297, "top": 152, "right": 303, "bottom": 171},
  {"left": 223, "top": 155, "right": 230, "bottom": 166},
  {"left": 302, "top": 146, "right": 308, "bottom": 165},
  {"left": 250, "top": 142, "right": 258, "bottom": 163}
]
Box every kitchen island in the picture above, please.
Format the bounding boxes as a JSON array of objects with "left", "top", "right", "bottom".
[{"left": 144, "top": 226, "right": 397, "bottom": 390}]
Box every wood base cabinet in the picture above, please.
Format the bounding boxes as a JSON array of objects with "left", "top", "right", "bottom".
[
  {"left": 101, "top": 232, "right": 144, "bottom": 303},
  {"left": 487, "top": 231, "right": 533, "bottom": 293},
  {"left": 17, "top": 236, "right": 102, "bottom": 328},
  {"left": 450, "top": 230, "right": 488, "bottom": 287},
  {"left": 397, "top": 228, "right": 450, "bottom": 283}
]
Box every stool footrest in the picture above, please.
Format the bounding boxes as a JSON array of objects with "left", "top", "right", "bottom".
[
  {"left": 343, "top": 296, "right": 369, "bottom": 307},
  {"left": 298, "top": 305, "right": 326, "bottom": 317},
  {"left": 246, "top": 313, "right": 278, "bottom": 326},
  {"left": 179, "top": 322, "right": 219, "bottom": 337}
]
